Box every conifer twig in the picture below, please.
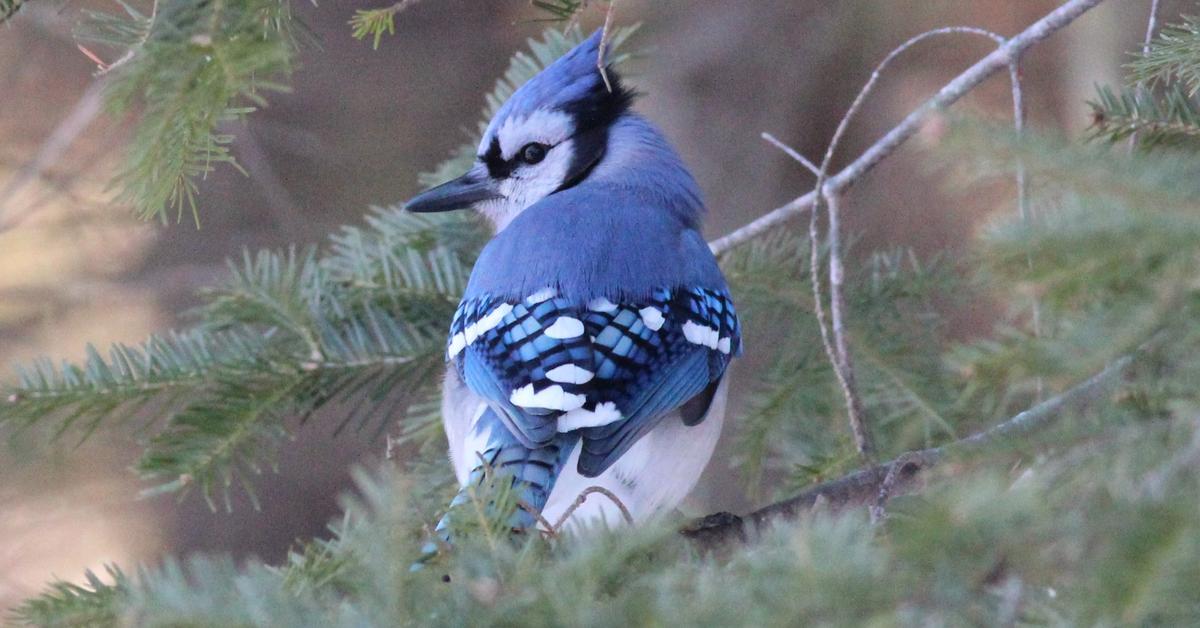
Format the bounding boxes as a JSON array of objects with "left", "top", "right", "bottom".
[{"left": 708, "top": 0, "right": 1106, "bottom": 256}]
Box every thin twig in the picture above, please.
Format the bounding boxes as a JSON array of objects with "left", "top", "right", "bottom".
[
  {"left": 707, "top": 0, "right": 1106, "bottom": 256},
  {"left": 761, "top": 133, "right": 821, "bottom": 177},
  {"left": 0, "top": 78, "right": 109, "bottom": 231},
  {"left": 519, "top": 502, "right": 559, "bottom": 539},
  {"left": 824, "top": 190, "right": 875, "bottom": 460},
  {"left": 868, "top": 450, "right": 922, "bottom": 524},
  {"left": 805, "top": 26, "right": 1007, "bottom": 463},
  {"left": 596, "top": 0, "right": 616, "bottom": 93},
  {"left": 1129, "top": 0, "right": 1162, "bottom": 150},
  {"left": 551, "top": 486, "right": 634, "bottom": 530},
  {"left": 684, "top": 342, "right": 1148, "bottom": 549},
  {"left": 1008, "top": 56, "right": 1044, "bottom": 400}
]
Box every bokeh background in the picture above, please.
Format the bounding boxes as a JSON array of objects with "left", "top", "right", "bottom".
[{"left": 0, "top": 0, "right": 1167, "bottom": 610}]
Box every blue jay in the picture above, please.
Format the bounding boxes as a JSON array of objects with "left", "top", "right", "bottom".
[{"left": 405, "top": 30, "right": 741, "bottom": 553}]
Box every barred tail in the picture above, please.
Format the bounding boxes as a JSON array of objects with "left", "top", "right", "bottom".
[{"left": 414, "top": 408, "right": 576, "bottom": 568}]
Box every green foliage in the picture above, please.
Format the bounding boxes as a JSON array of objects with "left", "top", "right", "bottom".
[
  {"left": 14, "top": 10, "right": 1200, "bottom": 628},
  {"left": 1092, "top": 12, "right": 1200, "bottom": 151},
  {"left": 10, "top": 566, "right": 128, "bottom": 627},
  {"left": 1090, "top": 84, "right": 1200, "bottom": 148},
  {"left": 725, "top": 232, "right": 966, "bottom": 496},
  {"left": 0, "top": 0, "right": 23, "bottom": 24},
  {"left": 15, "top": 403, "right": 1200, "bottom": 626},
  {"left": 1, "top": 209, "right": 478, "bottom": 506},
  {"left": 1129, "top": 13, "right": 1200, "bottom": 93},
  {"left": 74, "top": 0, "right": 301, "bottom": 224},
  {"left": 349, "top": 2, "right": 411, "bottom": 50}
]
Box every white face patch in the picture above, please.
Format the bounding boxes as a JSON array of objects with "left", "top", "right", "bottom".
[
  {"left": 475, "top": 108, "right": 578, "bottom": 232},
  {"left": 510, "top": 383, "right": 586, "bottom": 411},
  {"left": 488, "top": 109, "right": 574, "bottom": 159},
  {"left": 557, "top": 401, "right": 623, "bottom": 432}
]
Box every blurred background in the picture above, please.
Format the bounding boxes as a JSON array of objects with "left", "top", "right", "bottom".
[{"left": 0, "top": 0, "right": 1167, "bottom": 610}]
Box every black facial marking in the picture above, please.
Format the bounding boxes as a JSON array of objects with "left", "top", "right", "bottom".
[
  {"left": 554, "top": 67, "right": 636, "bottom": 193},
  {"left": 479, "top": 66, "right": 637, "bottom": 188},
  {"left": 562, "top": 67, "right": 636, "bottom": 131},
  {"left": 483, "top": 136, "right": 516, "bottom": 180}
]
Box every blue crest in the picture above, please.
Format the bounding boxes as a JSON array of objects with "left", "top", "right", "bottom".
[{"left": 481, "top": 29, "right": 634, "bottom": 151}]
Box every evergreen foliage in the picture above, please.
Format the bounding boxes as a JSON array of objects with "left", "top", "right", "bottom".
[
  {"left": 0, "top": 0, "right": 23, "bottom": 24},
  {"left": 8, "top": 7, "right": 1200, "bottom": 628},
  {"left": 1092, "top": 12, "right": 1200, "bottom": 149},
  {"left": 67, "top": 0, "right": 303, "bottom": 224}
]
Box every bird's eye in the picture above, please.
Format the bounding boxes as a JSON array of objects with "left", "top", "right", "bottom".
[{"left": 519, "top": 142, "right": 548, "bottom": 165}]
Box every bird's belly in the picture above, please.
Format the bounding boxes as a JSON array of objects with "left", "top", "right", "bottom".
[
  {"left": 541, "top": 378, "right": 727, "bottom": 532},
  {"left": 441, "top": 368, "right": 727, "bottom": 532}
]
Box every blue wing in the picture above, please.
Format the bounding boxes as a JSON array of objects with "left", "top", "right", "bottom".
[{"left": 448, "top": 286, "right": 741, "bottom": 477}]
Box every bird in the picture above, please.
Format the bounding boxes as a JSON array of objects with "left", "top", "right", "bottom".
[{"left": 404, "top": 29, "right": 742, "bottom": 560}]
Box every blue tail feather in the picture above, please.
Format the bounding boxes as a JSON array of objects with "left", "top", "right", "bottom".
[{"left": 414, "top": 409, "right": 576, "bottom": 569}]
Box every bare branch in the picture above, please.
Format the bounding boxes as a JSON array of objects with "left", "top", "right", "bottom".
[
  {"left": 552, "top": 486, "right": 634, "bottom": 531},
  {"left": 824, "top": 191, "right": 875, "bottom": 460},
  {"left": 1129, "top": 0, "right": 1161, "bottom": 149},
  {"left": 684, "top": 347, "right": 1144, "bottom": 549},
  {"left": 804, "top": 25, "right": 1009, "bottom": 464},
  {"left": 708, "top": 0, "right": 1106, "bottom": 256},
  {"left": 0, "top": 78, "right": 109, "bottom": 231},
  {"left": 760, "top": 133, "right": 820, "bottom": 177},
  {"left": 596, "top": 0, "right": 617, "bottom": 93}
]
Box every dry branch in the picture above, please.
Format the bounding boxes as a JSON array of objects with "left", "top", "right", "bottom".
[
  {"left": 683, "top": 349, "right": 1141, "bottom": 549},
  {"left": 708, "top": 0, "right": 1105, "bottom": 256}
]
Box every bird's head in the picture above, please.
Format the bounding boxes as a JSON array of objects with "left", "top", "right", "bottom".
[{"left": 405, "top": 29, "right": 634, "bottom": 230}]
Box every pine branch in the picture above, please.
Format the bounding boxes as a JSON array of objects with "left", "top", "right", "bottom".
[
  {"left": 1091, "top": 84, "right": 1200, "bottom": 148},
  {"left": 1130, "top": 13, "right": 1200, "bottom": 94},
  {"left": 9, "top": 566, "right": 128, "bottom": 628},
  {"left": 349, "top": 1, "right": 420, "bottom": 49},
  {"left": 0, "top": 27, "right": 615, "bottom": 508},
  {"left": 74, "top": 0, "right": 300, "bottom": 224}
]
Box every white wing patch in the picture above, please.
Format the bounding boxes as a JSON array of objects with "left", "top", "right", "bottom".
[
  {"left": 543, "top": 316, "right": 585, "bottom": 339},
  {"left": 526, "top": 287, "right": 556, "bottom": 304},
  {"left": 557, "top": 401, "right": 623, "bottom": 432},
  {"left": 638, "top": 306, "right": 665, "bottom": 331},
  {"left": 447, "top": 332, "right": 467, "bottom": 358},
  {"left": 588, "top": 297, "right": 618, "bottom": 313},
  {"left": 682, "top": 320, "right": 720, "bottom": 349},
  {"left": 465, "top": 303, "right": 514, "bottom": 344},
  {"left": 545, "top": 364, "right": 595, "bottom": 384},
  {"left": 510, "top": 383, "right": 586, "bottom": 411}
]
